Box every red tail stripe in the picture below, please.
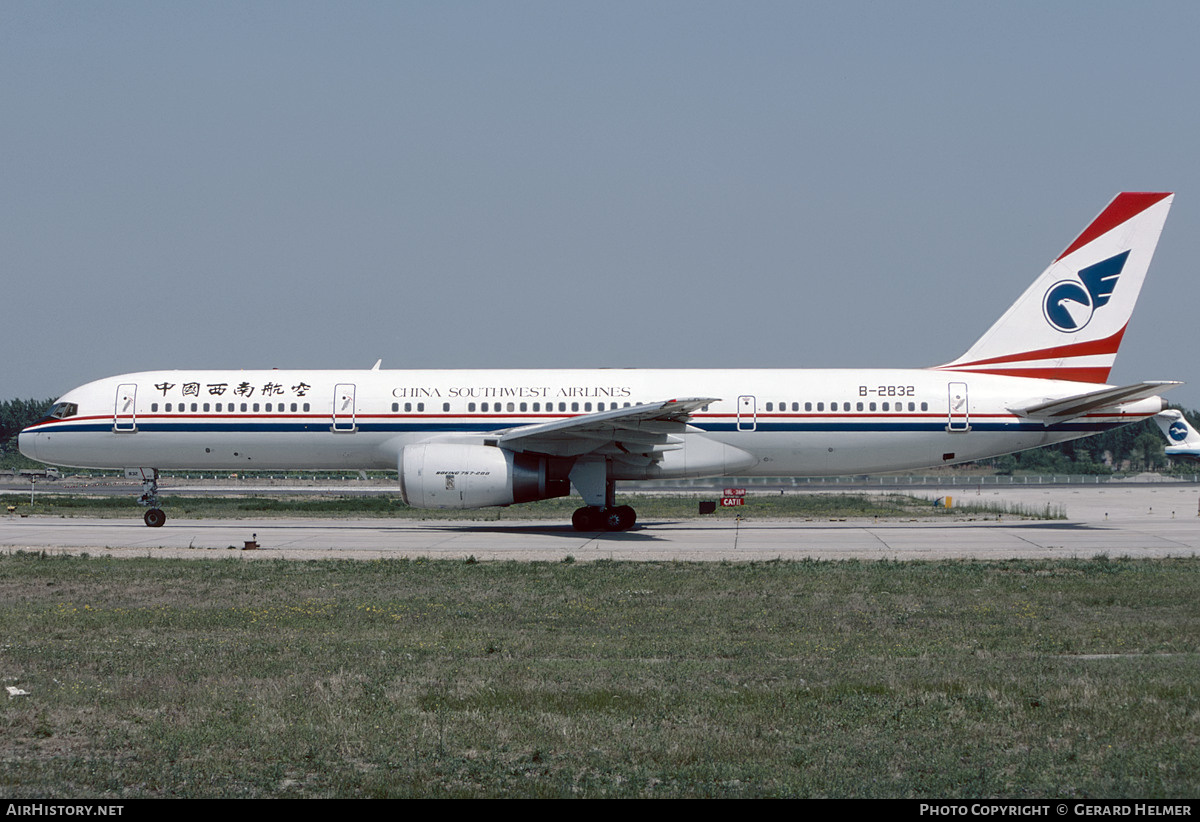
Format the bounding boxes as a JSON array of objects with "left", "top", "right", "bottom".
[
  {"left": 946, "top": 325, "right": 1126, "bottom": 370},
  {"left": 1056, "top": 192, "right": 1171, "bottom": 262},
  {"left": 944, "top": 366, "right": 1112, "bottom": 384}
]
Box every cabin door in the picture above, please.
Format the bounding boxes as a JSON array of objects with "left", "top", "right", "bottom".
[
  {"left": 332, "top": 383, "right": 357, "bottom": 432},
  {"left": 737, "top": 395, "right": 757, "bottom": 432},
  {"left": 947, "top": 382, "right": 970, "bottom": 432},
  {"left": 114, "top": 384, "right": 137, "bottom": 432}
]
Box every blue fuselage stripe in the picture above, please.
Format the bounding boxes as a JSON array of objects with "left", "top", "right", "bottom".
[{"left": 28, "top": 419, "right": 1126, "bottom": 435}]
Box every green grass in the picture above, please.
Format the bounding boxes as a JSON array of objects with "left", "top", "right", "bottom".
[
  {"left": 0, "top": 553, "right": 1195, "bottom": 797},
  {"left": 1, "top": 491, "right": 1064, "bottom": 521}
]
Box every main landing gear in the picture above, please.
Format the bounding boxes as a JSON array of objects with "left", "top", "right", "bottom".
[
  {"left": 568, "top": 459, "right": 637, "bottom": 531},
  {"left": 572, "top": 505, "right": 637, "bottom": 532},
  {"left": 136, "top": 468, "right": 166, "bottom": 527}
]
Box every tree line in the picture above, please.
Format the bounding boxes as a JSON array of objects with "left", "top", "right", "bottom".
[{"left": 975, "top": 406, "right": 1199, "bottom": 474}]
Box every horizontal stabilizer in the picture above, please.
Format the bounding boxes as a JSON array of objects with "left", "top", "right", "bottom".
[{"left": 1008, "top": 381, "right": 1179, "bottom": 423}]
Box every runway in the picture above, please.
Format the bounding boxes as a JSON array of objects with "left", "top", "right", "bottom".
[{"left": 2, "top": 485, "right": 1198, "bottom": 561}]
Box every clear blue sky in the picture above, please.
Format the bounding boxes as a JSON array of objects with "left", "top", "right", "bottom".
[{"left": 4, "top": 1, "right": 1199, "bottom": 407}]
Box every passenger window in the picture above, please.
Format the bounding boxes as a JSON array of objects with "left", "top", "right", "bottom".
[
  {"left": 468, "top": 402, "right": 476, "bottom": 412},
  {"left": 508, "top": 402, "right": 515, "bottom": 412},
  {"left": 442, "top": 403, "right": 450, "bottom": 412},
  {"left": 253, "top": 403, "right": 260, "bottom": 412},
  {"left": 152, "top": 403, "right": 159, "bottom": 412},
  {"left": 418, "top": 403, "right": 425, "bottom": 412}
]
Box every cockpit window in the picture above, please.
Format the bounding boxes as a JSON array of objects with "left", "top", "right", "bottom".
[{"left": 47, "top": 402, "right": 79, "bottom": 420}]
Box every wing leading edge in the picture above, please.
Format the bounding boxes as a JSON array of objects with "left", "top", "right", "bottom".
[{"left": 496, "top": 397, "right": 718, "bottom": 459}]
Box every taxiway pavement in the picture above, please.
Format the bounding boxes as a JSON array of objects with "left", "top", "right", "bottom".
[{"left": 2, "top": 485, "right": 1198, "bottom": 562}]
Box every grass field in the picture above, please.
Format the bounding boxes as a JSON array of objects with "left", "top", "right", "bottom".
[
  {"left": 1, "top": 491, "right": 1065, "bottom": 521},
  {"left": 0, "top": 552, "right": 1195, "bottom": 797}
]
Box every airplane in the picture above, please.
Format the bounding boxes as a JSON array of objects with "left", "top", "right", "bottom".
[
  {"left": 19, "top": 192, "right": 1180, "bottom": 531},
  {"left": 1154, "top": 409, "right": 1200, "bottom": 462}
]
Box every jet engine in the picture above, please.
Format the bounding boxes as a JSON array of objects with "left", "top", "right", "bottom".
[{"left": 399, "top": 443, "right": 570, "bottom": 509}]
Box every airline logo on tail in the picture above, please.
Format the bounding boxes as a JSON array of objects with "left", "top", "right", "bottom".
[
  {"left": 1155, "top": 410, "right": 1200, "bottom": 460},
  {"left": 1042, "top": 251, "right": 1128, "bottom": 333}
]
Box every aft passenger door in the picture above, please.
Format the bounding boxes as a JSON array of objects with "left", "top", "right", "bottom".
[
  {"left": 332, "top": 383, "right": 357, "bottom": 433},
  {"left": 114, "top": 384, "right": 137, "bottom": 432},
  {"left": 947, "top": 382, "right": 970, "bottom": 432}
]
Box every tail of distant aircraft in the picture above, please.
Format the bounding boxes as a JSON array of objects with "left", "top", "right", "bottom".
[
  {"left": 937, "top": 192, "right": 1173, "bottom": 384},
  {"left": 1154, "top": 409, "right": 1200, "bottom": 461}
]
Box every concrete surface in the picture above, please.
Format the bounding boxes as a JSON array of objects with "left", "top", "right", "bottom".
[{"left": 2, "top": 485, "right": 1198, "bottom": 562}]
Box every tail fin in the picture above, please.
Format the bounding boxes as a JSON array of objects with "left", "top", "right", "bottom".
[
  {"left": 937, "top": 192, "right": 1173, "bottom": 384},
  {"left": 1155, "top": 409, "right": 1200, "bottom": 460}
]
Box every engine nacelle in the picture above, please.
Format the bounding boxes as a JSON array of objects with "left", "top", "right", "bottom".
[{"left": 399, "top": 443, "right": 570, "bottom": 509}]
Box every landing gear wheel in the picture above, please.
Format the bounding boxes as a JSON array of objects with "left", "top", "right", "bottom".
[
  {"left": 611, "top": 505, "right": 636, "bottom": 531},
  {"left": 572, "top": 506, "right": 600, "bottom": 531},
  {"left": 573, "top": 505, "right": 636, "bottom": 531},
  {"left": 144, "top": 508, "right": 166, "bottom": 528}
]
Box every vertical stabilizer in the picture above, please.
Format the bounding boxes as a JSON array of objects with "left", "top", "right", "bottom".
[
  {"left": 1155, "top": 409, "right": 1200, "bottom": 459},
  {"left": 937, "top": 192, "right": 1173, "bottom": 383}
]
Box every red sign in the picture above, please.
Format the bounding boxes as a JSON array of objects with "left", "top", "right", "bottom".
[
  {"left": 723, "top": 488, "right": 746, "bottom": 496},
  {"left": 720, "top": 497, "right": 745, "bottom": 507}
]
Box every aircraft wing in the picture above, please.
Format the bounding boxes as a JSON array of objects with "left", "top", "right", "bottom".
[
  {"left": 494, "top": 397, "right": 718, "bottom": 459},
  {"left": 1008, "top": 381, "right": 1180, "bottom": 424}
]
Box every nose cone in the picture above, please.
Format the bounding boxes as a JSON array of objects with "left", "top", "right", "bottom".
[{"left": 17, "top": 427, "right": 38, "bottom": 462}]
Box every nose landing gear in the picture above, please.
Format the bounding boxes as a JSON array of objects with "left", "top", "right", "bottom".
[{"left": 134, "top": 468, "right": 166, "bottom": 527}]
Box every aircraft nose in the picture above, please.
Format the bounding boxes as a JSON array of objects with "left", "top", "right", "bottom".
[{"left": 17, "top": 428, "right": 38, "bottom": 462}]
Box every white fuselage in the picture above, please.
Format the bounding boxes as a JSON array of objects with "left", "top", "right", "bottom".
[{"left": 18, "top": 367, "right": 1163, "bottom": 478}]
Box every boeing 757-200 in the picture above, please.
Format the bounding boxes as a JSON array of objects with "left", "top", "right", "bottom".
[{"left": 20, "top": 193, "right": 1180, "bottom": 530}]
